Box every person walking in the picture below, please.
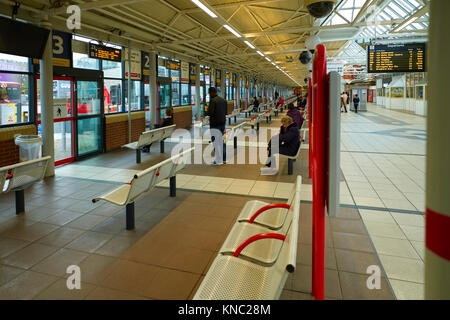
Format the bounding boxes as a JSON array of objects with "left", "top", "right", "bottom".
[
  {"left": 341, "top": 92, "right": 348, "bottom": 113},
  {"left": 252, "top": 96, "right": 260, "bottom": 112},
  {"left": 205, "top": 87, "right": 227, "bottom": 165},
  {"left": 353, "top": 94, "right": 360, "bottom": 113}
]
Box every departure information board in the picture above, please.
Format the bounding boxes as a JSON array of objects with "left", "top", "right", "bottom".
[
  {"left": 89, "top": 43, "right": 121, "bottom": 62},
  {"left": 368, "top": 43, "right": 426, "bottom": 73}
]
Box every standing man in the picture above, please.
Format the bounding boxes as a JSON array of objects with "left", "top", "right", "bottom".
[
  {"left": 205, "top": 87, "right": 227, "bottom": 165},
  {"left": 353, "top": 94, "right": 360, "bottom": 113},
  {"left": 341, "top": 92, "right": 348, "bottom": 113}
]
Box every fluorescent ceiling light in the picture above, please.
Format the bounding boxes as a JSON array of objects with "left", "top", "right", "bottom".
[
  {"left": 394, "top": 16, "right": 418, "bottom": 32},
  {"left": 257, "top": 51, "right": 264, "bottom": 57},
  {"left": 265, "top": 57, "right": 271, "bottom": 62},
  {"left": 223, "top": 24, "right": 241, "bottom": 38},
  {"left": 191, "top": 0, "right": 217, "bottom": 18},
  {"left": 244, "top": 40, "right": 255, "bottom": 49}
]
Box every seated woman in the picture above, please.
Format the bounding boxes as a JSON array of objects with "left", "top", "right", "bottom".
[
  {"left": 142, "top": 108, "right": 174, "bottom": 152},
  {"left": 286, "top": 103, "right": 304, "bottom": 129},
  {"left": 261, "top": 116, "right": 300, "bottom": 175}
]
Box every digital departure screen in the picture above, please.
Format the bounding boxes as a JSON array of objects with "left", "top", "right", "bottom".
[
  {"left": 367, "top": 43, "right": 426, "bottom": 73},
  {"left": 89, "top": 43, "right": 122, "bottom": 62}
]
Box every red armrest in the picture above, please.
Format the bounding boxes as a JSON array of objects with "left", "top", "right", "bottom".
[
  {"left": 249, "top": 203, "right": 291, "bottom": 223},
  {"left": 233, "top": 233, "right": 286, "bottom": 257}
]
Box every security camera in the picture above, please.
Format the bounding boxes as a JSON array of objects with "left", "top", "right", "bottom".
[
  {"left": 305, "top": 0, "right": 337, "bottom": 19},
  {"left": 299, "top": 51, "right": 312, "bottom": 65}
]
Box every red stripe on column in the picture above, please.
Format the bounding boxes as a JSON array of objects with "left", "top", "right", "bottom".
[{"left": 426, "top": 208, "right": 450, "bottom": 261}]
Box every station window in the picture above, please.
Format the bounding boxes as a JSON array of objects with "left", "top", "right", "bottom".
[
  {"left": 102, "top": 60, "right": 122, "bottom": 78},
  {"left": 124, "top": 80, "right": 141, "bottom": 111},
  {"left": 73, "top": 52, "right": 100, "bottom": 70},
  {"left": 104, "top": 79, "right": 122, "bottom": 113},
  {"left": 0, "top": 53, "right": 31, "bottom": 126},
  {"left": 171, "top": 69, "right": 181, "bottom": 106},
  {"left": 181, "top": 83, "right": 190, "bottom": 106}
]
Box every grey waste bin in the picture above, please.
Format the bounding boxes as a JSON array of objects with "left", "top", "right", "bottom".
[{"left": 14, "top": 135, "right": 43, "bottom": 162}]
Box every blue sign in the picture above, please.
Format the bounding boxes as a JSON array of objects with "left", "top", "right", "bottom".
[
  {"left": 142, "top": 51, "right": 150, "bottom": 82},
  {"left": 52, "top": 30, "right": 72, "bottom": 67}
]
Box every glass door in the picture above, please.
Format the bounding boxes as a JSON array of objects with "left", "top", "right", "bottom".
[
  {"left": 75, "top": 80, "right": 102, "bottom": 156},
  {"left": 36, "top": 76, "right": 75, "bottom": 166},
  {"left": 157, "top": 82, "right": 171, "bottom": 124}
]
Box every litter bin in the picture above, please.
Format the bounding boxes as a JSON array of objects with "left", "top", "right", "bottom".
[{"left": 14, "top": 135, "right": 43, "bottom": 162}]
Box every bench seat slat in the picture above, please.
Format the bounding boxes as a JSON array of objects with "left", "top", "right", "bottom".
[
  {"left": 219, "top": 223, "right": 284, "bottom": 265},
  {"left": 194, "top": 255, "right": 289, "bottom": 300},
  {"left": 237, "top": 200, "right": 288, "bottom": 230},
  {"left": 94, "top": 184, "right": 131, "bottom": 206}
]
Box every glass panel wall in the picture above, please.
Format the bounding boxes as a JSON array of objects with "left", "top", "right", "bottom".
[{"left": 0, "top": 53, "right": 31, "bottom": 126}]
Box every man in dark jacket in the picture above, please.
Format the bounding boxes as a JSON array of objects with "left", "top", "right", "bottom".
[
  {"left": 261, "top": 116, "right": 300, "bottom": 175},
  {"left": 205, "top": 87, "right": 227, "bottom": 164},
  {"left": 353, "top": 94, "right": 360, "bottom": 113},
  {"left": 252, "top": 96, "right": 259, "bottom": 112}
]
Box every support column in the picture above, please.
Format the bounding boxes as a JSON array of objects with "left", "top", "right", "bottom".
[
  {"left": 150, "top": 52, "right": 157, "bottom": 127},
  {"left": 127, "top": 42, "right": 132, "bottom": 143},
  {"left": 40, "top": 17, "right": 54, "bottom": 177},
  {"left": 236, "top": 73, "right": 241, "bottom": 108},
  {"left": 221, "top": 70, "right": 226, "bottom": 100},
  {"left": 425, "top": 0, "right": 450, "bottom": 300},
  {"left": 195, "top": 64, "right": 201, "bottom": 120}
]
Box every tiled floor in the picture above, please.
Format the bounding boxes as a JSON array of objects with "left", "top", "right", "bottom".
[{"left": 0, "top": 103, "right": 426, "bottom": 300}]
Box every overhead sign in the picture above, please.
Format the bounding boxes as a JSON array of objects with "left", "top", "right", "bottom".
[
  {"left": 52, "top": 30, "right": 72, "bottom": 67},
  {"left": 53, "top": 98, "right": 68, "bottom": 119},
  {"left": 142, "top": 51, "right": 150, "bottom": 82},
  {"left": 89, "top": 43, "right": 121, "bottom": 62},
  {"left": 124, "top": 48, "right": 142, "bottom": 80},
  {"left": 368, "top": 43, "right": 426, "bottom": 73},
  {"left": 215, "top": 69, "right": 221, "bottom": 86},
  {"left": 180, "top": 61, "right": 189, "bottom": 83},
  {"left": 189, "top": 63, "right": 196, "bottom": 83},
  {"left": 168, "top": 60, "right": 180, "bottom": 70}
]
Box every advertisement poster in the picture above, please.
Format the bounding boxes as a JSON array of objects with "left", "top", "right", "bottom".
[
  {"left": 181, "top": 61, "right": 189, "bottom": 83},
  {"left": 124, "top": 48, "right": 142, "bottom": 80}
]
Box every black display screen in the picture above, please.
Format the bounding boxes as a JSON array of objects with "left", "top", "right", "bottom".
[
  {"left": 0, "top": 16, "right": 50, "bottom": 59},
  {"left": 367, "top": 43, "right": 426, "bottom": 73},
  {"left": 89, "top": 43, "right": 122, "bottom": 62}
]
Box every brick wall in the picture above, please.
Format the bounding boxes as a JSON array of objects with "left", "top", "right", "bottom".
[
  {"left": 0, "top": 125, "right": 36, "bottom": 167},
  {"left": 105, "top": 112, "right": 145, "bottom": 152}
]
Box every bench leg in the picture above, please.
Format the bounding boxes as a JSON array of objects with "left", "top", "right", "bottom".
[
  {"left": 234, "top": 136, "right": 237, "bottom": 149},
  {"left": 160, "top": 140, "right": 165, "bottom": 153},
  {"left": 136, "top": 149, "right": 141, "bottom": 164},
  {"left": 234, "top": 116, "right": 237, "bottom": 123},
  {"left": 266, "top": 116, "right": 269, "bottom": 124},
  {"left": 170, "top": 176, "right": 176, "bottom": 197},
  {"left": 126, "top": 202, "right": 135, "bottom": 230},
  {"left": 228, "top": 118, "right": 231, "bottom": 125},
  {"left": 15, "top": 189, "right": 25, "bottom": 215},
  {"left": 288, "top": 159, "right": 294, "bottom": 175},
  {"left": 269, "top": 115, "right": 272, "bottom": 123}
]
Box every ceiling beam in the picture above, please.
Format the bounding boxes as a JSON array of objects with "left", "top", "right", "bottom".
[{"left": 155, "top": 18, "right": 429, "bottom": 45}]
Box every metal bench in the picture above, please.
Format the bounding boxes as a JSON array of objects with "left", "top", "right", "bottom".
[
  {"left": 0, "top": 156, "right": 51, "bottom": 215},
  {"left": 122, "top": 124, "right": 176, "bottom": 164},
  {"left": 248, "top": 113, "right": 265, "bottom": 131},
  {"left": 241, "top": 105, "right": 254, "bottom": 118},
  {"left": 193, "top": 177, "right": 301, "bottom": 300},
  {"left": 92, "top": 147, "right": 193, "bottom": 230},
  {"left": 226, "top": 108, "right": 241, "bottom": 125},
  {"left": 224, "top": 121, "right": 248, "bottom": 149},
  {"left": 218, "top": 177, "right": 301, "bottom": 265},
  {"left": 279, "top": 141, "right": 302, "bottom": 175}
]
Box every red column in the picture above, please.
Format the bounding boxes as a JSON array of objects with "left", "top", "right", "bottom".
[
  {"left": 312, "top": 44, "right": 327, "bottom": 300},
  {"left": 425, "top": 0, "right": 450, "bottom": 299}
]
